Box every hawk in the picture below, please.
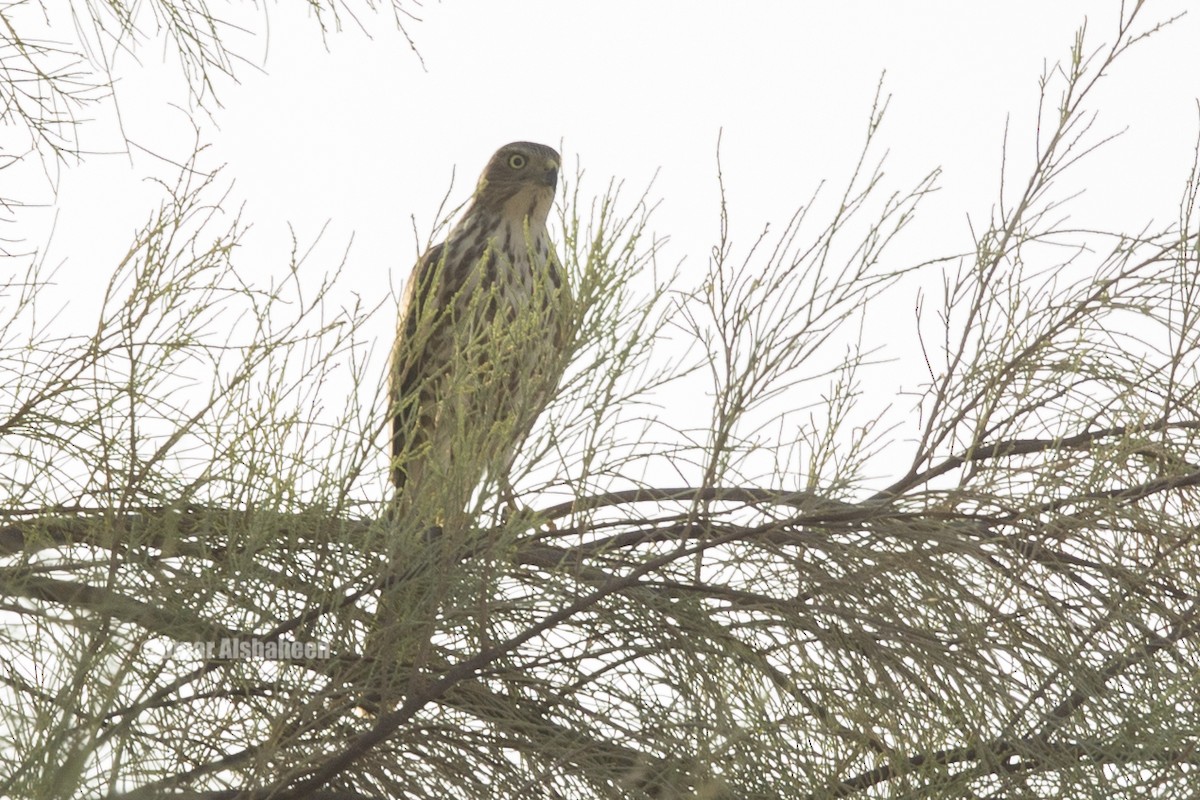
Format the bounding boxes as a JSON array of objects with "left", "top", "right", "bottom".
[
  {"left": 389, "top": 141, "right": 572, "bottom": 524},
  {"left": 360, "top": 143, "right": 572, "bottom": 704}
]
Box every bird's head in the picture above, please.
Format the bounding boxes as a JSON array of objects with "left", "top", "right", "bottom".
[{"left": 473, "top": 141, "right": 561, "bottom": 227}]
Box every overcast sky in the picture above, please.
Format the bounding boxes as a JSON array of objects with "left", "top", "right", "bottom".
[
  {"left": 11, "top": 0, "right": 1200, "bottom": 493},
  {"left": 29, "top": 1, "right": 1196, "bottom": 297}
]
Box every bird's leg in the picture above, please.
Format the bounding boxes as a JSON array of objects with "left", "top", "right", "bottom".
[
  {"left": 495, "top": 474, "right": 558, "bottom": 533},
  {"left": 498, "top": 474, "right": 521, "bottom": 523}
]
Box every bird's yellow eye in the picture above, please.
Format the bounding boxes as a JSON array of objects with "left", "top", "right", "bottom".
[{"left": 507, "top": 153, "right": 527, "bottom": 169}]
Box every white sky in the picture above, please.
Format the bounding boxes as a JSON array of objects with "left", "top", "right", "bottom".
[
  {"left": 9, "top": 0, "right": 1200, "bottom": 494},
  {"left": 33, "top": 1, "right": 1199, "bottom": 289}
]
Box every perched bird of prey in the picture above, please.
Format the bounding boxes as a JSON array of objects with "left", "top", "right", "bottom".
[
  {"left": 389, "top": 140, "right": 573, "bottom": 525},
  {"left": 360, "top": 142, "right": 572, "bottom": 707}
]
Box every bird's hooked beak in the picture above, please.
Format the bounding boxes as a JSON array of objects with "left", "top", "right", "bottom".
[{"left": 540, "top": 158, "right": 559, "bottom": 188}]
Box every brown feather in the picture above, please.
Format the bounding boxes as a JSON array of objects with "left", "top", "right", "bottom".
[{"left": 389, "top": 142, "right": 571, "bottom": 512}]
